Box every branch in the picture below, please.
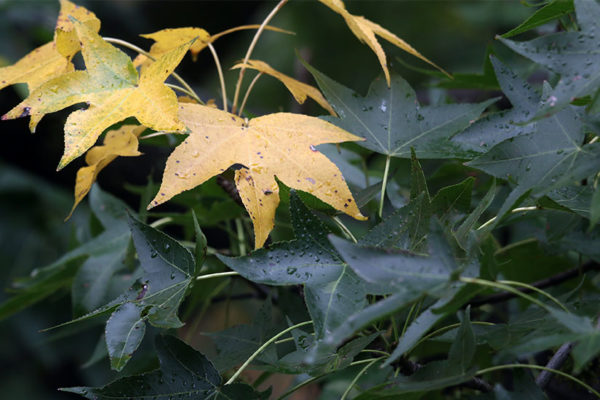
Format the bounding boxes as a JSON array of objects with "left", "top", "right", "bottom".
[
  {"left": 536, "top": 342, "right": 574, "bottom": 389},
  {"left": 468, "top": 261, "right": 600, "bottom": 307}
]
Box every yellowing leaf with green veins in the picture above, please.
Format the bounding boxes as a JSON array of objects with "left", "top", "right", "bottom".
[
  {"left": 0, "top": 42, "right": 73, "bottom": 94},
  {"left": 54, "top": 0, "right": 101, "bottom": 58},
  {"left": 133, "top": 25, "right": 292, "bottom": 72},
  {"left": 231, "top": 59, "right": 336, "bottom": 115},
  {"left": 318, "top": 0, "right": 449, "bottom": 85},
  {"left": 68, "top": 124, "right": 146, "bottom": 219},
  {"left": 150, "top": 103, "right": 366, "bottom": 249},
  {"left": 3, "top": 19, "right": 191, "bottom": 170}
]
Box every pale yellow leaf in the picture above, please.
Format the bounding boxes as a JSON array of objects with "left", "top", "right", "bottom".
[
  {"left": 54, "top": 0, "right": 101, "bottom": 58},
  {"left": 0, "top": 42, "right": 73, "bottom": 94},
  {"left": 318, "top": 0, "right": 450, "bottom": 85},
  {"left": 133, "top": 25, "right": 292, "bottom": 72},
  {"left": 68, "top": 124, "right": 145, "bottom": 219},
  {"left": 150, "top": 103, "right": 366, "bottom": 249},
  {"left": 231, "top": 59, "right": 336, "bottom": 115},
  {"left": 3, "top": 19, "right": 191, "bottom": 170}
]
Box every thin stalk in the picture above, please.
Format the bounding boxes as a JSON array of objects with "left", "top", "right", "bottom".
[
  {"left": 211, "top": 24, "right": 294, "bottom": 43},
  {"left": 195, "top": 271, "right": 239, "bottom": 281},
  {"left": 238, "top": 72, "right": 263, "bottom": 116},
  {"left": 378, "top": 155, "right": 391, "bottom": 218},
  {"left": 340, "top": 358, "right": 381, "bottom": 400},
  {"left": 235, "top": 218, "right": 247, "bottom": 256},
  {"left": 231, "top": 0, "right": 288, "bottom": 114},
  {"left": 360, "top": 349, "right": 391, "bottom": 357},
  {"left": 139, "top": 131, "right": 170, "bottom": 140},
  {"left": 498, "top": 279, "right": 569, "bottom": 312},
  {"left": 332, "top": 216, "right": 358, "bottom": 243},
  {"left": 400, "top": 301, "right": 418, "bottom": 338},
  {"left": 103, "top": 37, "right": 203, "bottom": 105},
  {"left": 460, "top": 277, "right": 551, "bottom": 311},
  {"left": 412, "top": 321, "right": 495, "bottom": 350},
  {"left": 276, "top": 357, "right": 385, "bottom": 400},
  {"left": 475, "top": 364, "right": 600, "bottom": 398},
  {"left": 150, "top": 217, "right": 172, "bottom": 228},
  {"left": 165, "top": 83, "right": 197, "bottom": 98},
  {"left": 477, "top": 206, "right": 538, "bottom": 231},
  {"left": 225, "top": 320, "right": 313, "bottom": 385},
  {"left": 207, "top": 42, "right": 227, "bottom": 112}
]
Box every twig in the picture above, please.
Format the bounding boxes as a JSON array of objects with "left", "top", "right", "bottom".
[
  {"left": 467, "top": 261, "right": 600, "bottom": 307},
  {"left": 536, "top": 342, "right": 575, "bottom": 389}
]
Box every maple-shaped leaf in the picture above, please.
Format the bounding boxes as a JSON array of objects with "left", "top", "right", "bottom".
[
  {"left": 498, "top": 0, "right": 600, "bottom": 116},
  {"left": 68, "top": 124, "right": 146, "bottom": 218},
  {"left": 3, "top": 19, "right": 191, "bottom": 170},
  {"left": 318, "top": 0, "right": 449, "bottom": 85},
  {"left": 306, "top": 63, "right": 496, "bottom": 159},
  {"left": 231, "top": 59, "right": 336, "bottom": 115},
  {"left": 0, "top": 0, "right": 98, "bottom": 94},
  {"left": 54, "top": 0, "right": 101, "bottom": 58},
  {"left": 133, "top": 25, "right": 291, "bottom": 71},
  {"left": 150, "top": 103, "right": 366, "bottom": 248}
]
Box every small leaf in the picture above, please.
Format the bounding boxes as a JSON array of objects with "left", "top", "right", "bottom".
[
  {"left": 455, "top": 179, "right": 496, "bottom": 247},
  {"left": 232, "top": 59, "right": 335, "bottom": 115},
  {"left": 68, "top": 125, "right": 145, "bottom": 219},
  {"left": 149, "top": 103, "right": 366, "bottom": 249},
  {"left": 105, "top": 302, "right": 146, "bottom": 371},
  {"left": 501, "top": 0, "right": 574, "bottom": 39},
  {"left": 447, "top": 309, "right": 475, "bottom": 373},
  {"left": 191, "top": 210, "right": 207, "bottom": 273},
  {"left": 317, "top": 0, "right": 448, "bottom": 85}
]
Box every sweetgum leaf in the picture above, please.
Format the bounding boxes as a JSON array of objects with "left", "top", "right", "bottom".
[
  {"left": 501, "top": 0, "right": 574, "bottom": 39},
  {"left": 61, "top": 335, "right": 267, "bottom": 399},
  {"left": 306, "top": 64, "right": 496, "bottom": 159},
  {"left": 499, "top": 0, "right": 600, "bottom": 116},
  {"left": 105, "top": 302, "right": 146, "bottom": 371},
  {"left": 149, "top": 103, "right": 366, "bottom": 249}
]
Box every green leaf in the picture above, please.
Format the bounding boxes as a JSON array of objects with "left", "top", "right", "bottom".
[
  {"left": 455, "top": 179, "right": 496, "bottom": 247},
  {"left": 499, "top": 0, "right": 600, "bottom": 116},
  {"left": 128, "top": 214, "right": 194, "bottom": 328},
  {"left": 435, "top": 45, "right": 499, "bottom": 90},
  {"left": 447, "top": 309, "right": 475, "bottom": 373},
  {"left": 493, "top": 369, "right": 548, "bottom": 399},
  {"left": 305, "top": 63, "right": 496, "bottom": 159},
  {"left": 591, "top": 186, "right": 600, "bottom": 228},
  {"left": 61, "top": 335, "right": 267, "bottom": 399},
  {"left": 453, "top": 57, "right": 539, "bottom": 152},
  {"left": 430, "top": 177, "right": 474, "bottom": 225},
  {"left": 501, "top": 0, "right": 574, "bottom": 38},
  {"left": 467, "top": 82, "right": 600, "bottom": 219},
  {"left": 543, "top": 185, "right": 594, "bottom": 220},
  {"left": 106, "top": 302, "right": 146, "bottom": 371},
  {"left": 191, "top": 209, "right": 207, "bottom": 274}
]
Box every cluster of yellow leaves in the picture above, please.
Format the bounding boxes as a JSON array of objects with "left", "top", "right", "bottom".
[
  {"left": 1, "top": 0, "right": 438, "bottom": 248},
  {"left": 318, "top": 0, "right": 449, "bottom": 85},
  {"left": 149, "top": 103, "right": 366, "bottom": 248}
]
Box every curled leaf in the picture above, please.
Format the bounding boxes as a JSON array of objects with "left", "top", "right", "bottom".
[
  {"left": 54, "top": 0, "right": 101, "bottom": 58},
  {"left": 318, "top": 0, "right": 449, "bottom": 85},
  {"left": 67, "top": 125, "right": 146, "bottom": 219},
  {"left": 231, "top": 59, "right": 336, "bottom": 115},
  {"left": 150, "top": 103, "right": 366, "bottom": 248}
]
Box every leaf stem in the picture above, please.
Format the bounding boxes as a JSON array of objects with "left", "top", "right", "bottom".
[
  {"left": 332, "top": 216, "right": 358, "bottom": 243},
  {"left": 475, "top": 364, "right": 600, "bottom": 398},
  {"left": 165, "top": 83, "right": 197, "bottom": 98},
  {"left": 497, "top": 279, "right": 569, "bottom": 312},
  {"left": 235, "top": 218, "right": 247, "bottom": 256},
  {"left": 206, "top": 42, "right": 227, "bottom": 112},
  {"left": 139, "top": 130, "right": 170, "bottom": 140},
  {"left": 231, "top": 0, "right": 288, "bottom": 114},
  {"left": 378, "top": 155, "right": 391, "bottom": 218},
  {"left": 225, "top": 320, "right": 312, "bottom": 385},
  {"left": 195, "top": 271, "right": 239, "bottom": 281},
  {"left": 412, "top": 321, "right": 495, "bottom": 350},
  {"left": 149, "top": 217, "right": 172, "bottom": 228},
  {"left": 477, "top": 206, "right": 538, "bottom": 231},
  {"left": 459, "top": 277, "right": 551, "bottom": 311},
  {"left": 103, "top": 36, "right": 204, "bottom": 105},
  {"left": 238, "top": 72, "right": 263, "bottom": 116},
  {"left": 340, "top": 358, "right": 381, "bottom": 400}
]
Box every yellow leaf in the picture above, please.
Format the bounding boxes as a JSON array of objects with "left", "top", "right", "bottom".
[
  {"left": 318, "top": 0, "right": 449, "bottom": 85},
  {"left": 68, "top": 124, "right": 145, "bottom": 219},
  {"left": 133, "top": 25, "right": 292, "bottom": 71},
  {"left": 231, "top": 59, "right": 336, "bottom": 115},
  {"left": 0, "top": 42, "right": 73, "bottom": 94},
  {"left": 150, "top": 103, "right": 366, "bottom": 249},
  {"left": 3, "top": 19, "right": 192, "bottom": 170},
  {"left": 54, "top": 0, "right": 101, "bottom": 58}
]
